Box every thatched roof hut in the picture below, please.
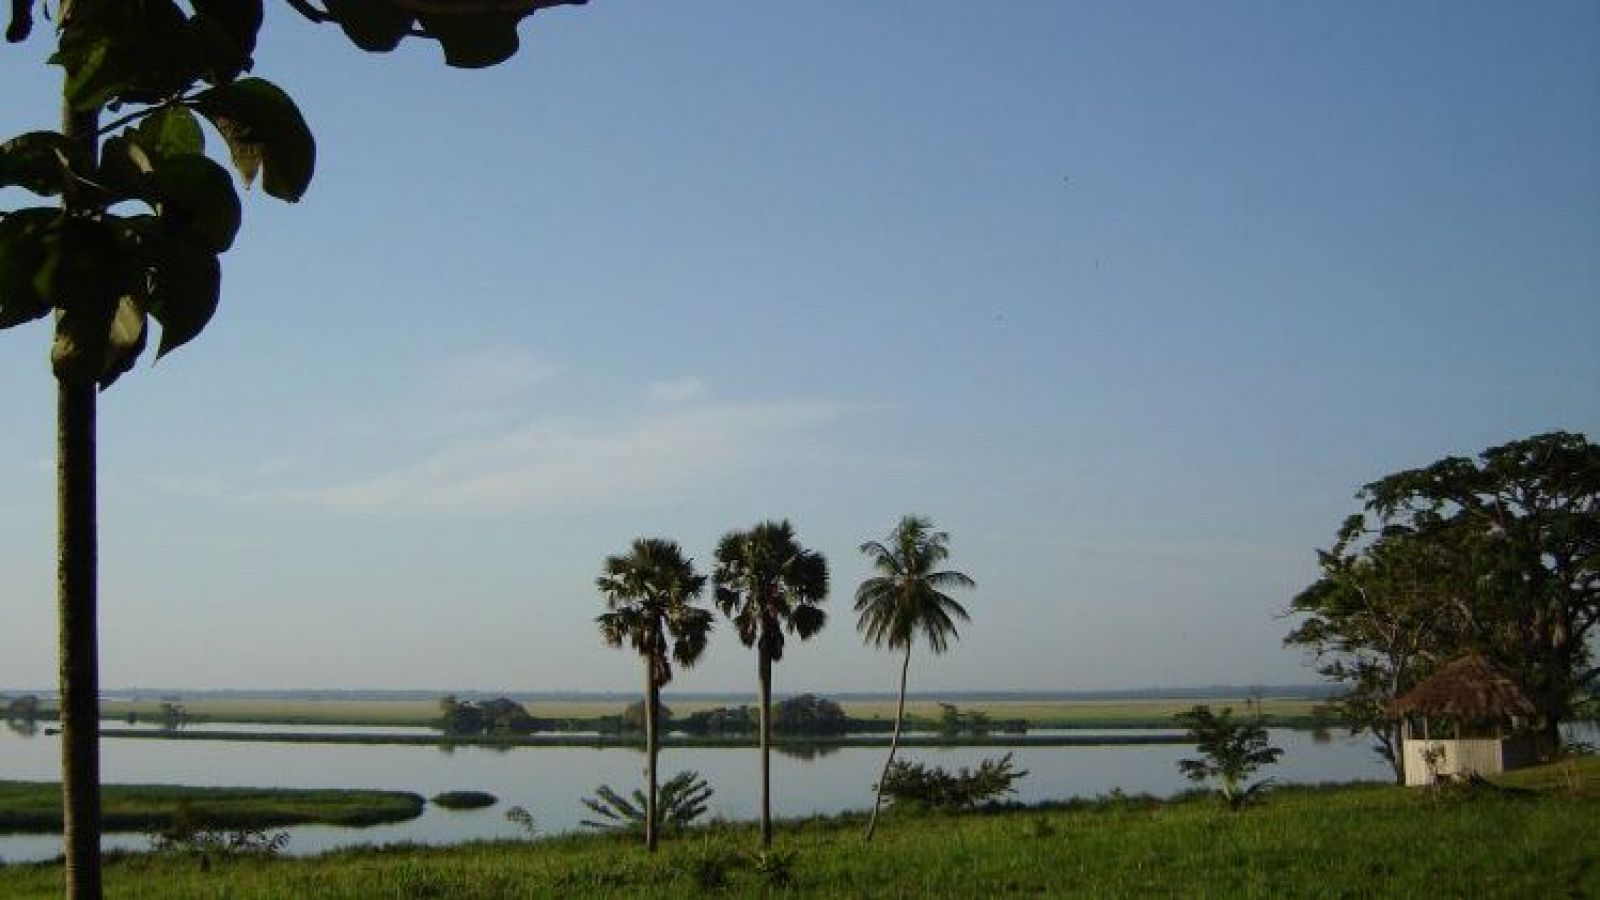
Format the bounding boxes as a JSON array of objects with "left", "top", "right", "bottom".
[{"left": 1390, "top": 655, "right": 1537, "bottom": 721}]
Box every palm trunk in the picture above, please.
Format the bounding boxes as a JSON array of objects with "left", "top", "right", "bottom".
[
  {"left": 863, "top": 643, "right": 912, "bottom": 842},
  {"left": 643, "top": 668, "right": 659, "bottom": 852},
  {"left": 57, "top": 59, "right": 103, "bottom": 900},
  {"left": 757, "top": 646, "right": 772, "bottom": 848}
]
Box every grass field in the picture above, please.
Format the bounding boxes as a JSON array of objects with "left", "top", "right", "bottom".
[
  {"left": 90, "top": 696, "right": 1321, "bottom": 729},
  {"left": 3, "top": 758, "right": 1593, "bottom": 897},
  {"left": 0, "top": 782, "right": 424, "bottom": 834}
]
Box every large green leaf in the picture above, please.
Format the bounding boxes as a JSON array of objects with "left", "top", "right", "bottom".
[
  {"left": 322, "top": 0, "right": 414, "bottom": 53},
  {"left": 144, "top": 154, "right": 242, "bottom": 253},
  {"left": 51, "top": 0, "right": 192, "bottom": 111},
  {"left": 0, "top": 208, "right": 59, "bottom": 328},
  {"left": 417, "top": 11, "right": 521, "bottom": 69},
  {"left": 193, "top": 77, "right": 316, "bottom": 202},
  {"left": 192, "top": 0, "right": 263, "bottom": 59},
  {"left": 0, "top": 131, "right": 68, "bottom": 196},
  {"left": 138, "top": 223, "right": 221, "bottom": 359},
  {"left": 97, "top": 295, "right": 149, "bottom": 389},
  {"left": 135, "top": 106, "right": 205, "bottom": 160},
  {"left": 43, "top": 218, "right": 125, "bottom": 385}
]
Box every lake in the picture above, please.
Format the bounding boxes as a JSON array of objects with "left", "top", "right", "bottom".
[{"left": 0, "top": 723, "right": 1389, "bottom": 863}]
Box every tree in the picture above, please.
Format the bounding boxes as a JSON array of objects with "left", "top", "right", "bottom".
[
  {"left": 855, "top": 514, "right": 974, "bottom": 842},
  {"left": 712, "top": 520, "right": 828, "bottom": 848},
  {"left": 1290, "top": 432, "right": 1600, "bottom": 756},
  {"left": 1175, "top": 704, "right": 1283, "bottom": 810},
  {"left": 1285, "top": 518, "right": 1465, "bottom": 781},
  {"left": 772, "top": 693, "right": 847, "bottom": 736},
  {"left": 596, "top": 537, "right": 712, "bottom": 852},
  {"left": 620, "top": 698, "right": 672, "bottom": 732},
  {"left": 2, "top": 4, "right": 582, "bottom": 895}
]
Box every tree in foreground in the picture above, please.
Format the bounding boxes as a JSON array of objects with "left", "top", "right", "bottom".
[
  {"left": 713, "top": 520, "right": 828, "bottom": 848},
  {"left": 1288, "top": 431, "right": 1599, "bottom": 758},
  {"left": 856, "top": 514, "right": 974, "bottom": 842},
  {"left": 596, "top": 538, "right": 712, "bottom": 852},
  {"left": 1, "top": 3, "right": 582, "bottom": 895},
  {"left": 1176, "top": 705, "right": 1283, "bottom": 810}
]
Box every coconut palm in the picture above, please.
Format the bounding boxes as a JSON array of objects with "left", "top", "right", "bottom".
[
  {"left": 713, "top": 520, "right": 829, "bottom": 847},
  {"left": 857, "top": 515, "right": 975, "bottom": 841},
  {"left": 596, "top": 538, "right": 713, "bottom": 852}
]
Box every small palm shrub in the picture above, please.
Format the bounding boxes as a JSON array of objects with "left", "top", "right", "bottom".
[
  {"left": 1176, "top": 704, "right": 1283, "bottom": 810},
  {"left": 580, "top": 771, "right": 713, "bottom": 833}
]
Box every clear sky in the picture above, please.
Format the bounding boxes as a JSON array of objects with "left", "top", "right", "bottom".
[{"left": 2, "top": 2, "right": 1597, "bottom": 695}]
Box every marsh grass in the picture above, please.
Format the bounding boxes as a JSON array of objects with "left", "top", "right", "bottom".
[
  {"left": 2, "top": 758, "right": 1594, "bottom": 897},
  {"left": 0, "top": 782, "right": 424, "bottom": 834}
]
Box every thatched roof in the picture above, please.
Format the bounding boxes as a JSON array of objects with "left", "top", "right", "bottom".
[{"left": 1390, "top": 655, "right": 1538, "bottom": 720}]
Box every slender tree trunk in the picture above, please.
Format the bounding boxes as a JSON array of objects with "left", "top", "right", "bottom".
[
  {"left": 58, "top": 54, "right": 103, "bottom": 900},
  {"left": 757, "top": 646, "right": 772, "bottom": 848},
  {"left": 863, "top": 643, "right": 912, "bottom": 842},
  {"left": 643, "top": 667, "right": 659, "bottom": 852}
]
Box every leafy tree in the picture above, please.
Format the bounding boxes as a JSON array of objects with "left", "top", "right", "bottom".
[
  {"left": 1289, "top": 432, "right": 1600, "bottom": 756},
  {"left": 1176, "top": 704, "right": 1283, "bottom": 810},
  {"left": 676, "top": 704, "right": 757, "bottom": 736},
  {"left": 579, "top": 771, "right": 713, "bottom": 834},
  {"left": 2, "top": 4, "right": 582, "bottom": 894},
  {"left": 620, "top": 698, "right": 673, "bottom": 733},
  {"left": 1285, "top": 519, "right": 1465, "bottom": 781},
  {"left": 713, "top": 520, "right": 829, "bottom": 848},
  {"left": 855, "top": 514, "right": 974, "bottom": 841},
  {"left": 772, "top": 693, "right": 847, "bottom": 736},
  {"left": 597, "top": 537, "right": 712, "bottom": 852}
]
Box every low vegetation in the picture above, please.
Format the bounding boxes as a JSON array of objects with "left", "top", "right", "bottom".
[
  {"left": 2, "top": 759, "right": 1594, "bottom": 897},
  {"left": 0, "top": 782, "right": 424, "bottom": 834},
  {"left": 429, "top": 792, "right": 497, "bottom": 811}
]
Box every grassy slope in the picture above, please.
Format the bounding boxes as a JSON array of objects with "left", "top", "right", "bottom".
[
  {"left": 0, "top": 782, "right": 424, "bottom": 834},
  {"left": 3, "top": 760, "right": 1595, "bottom": 898}
]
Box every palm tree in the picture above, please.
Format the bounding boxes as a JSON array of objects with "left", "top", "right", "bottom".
[
  {"left": 596, "top": 538, "right": 713, "bottom": 852},
  {"left": 713, "top": 520, "right": 829, "bottom": 847},
  {"left": 856, "top": 515, "right": 975, "bottom": 841}
]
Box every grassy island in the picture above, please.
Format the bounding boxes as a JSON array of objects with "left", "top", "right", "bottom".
[{"left": 0, "top": 782, "right": 424, "bottom": 835}]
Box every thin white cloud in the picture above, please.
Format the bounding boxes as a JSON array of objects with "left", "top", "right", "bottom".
[
  {"left": 435, "top": 349, "right": 562, "bottom": 401},
  {"left": 647, "top": 376, "right": 705, "bottom": 403},
  {"left": 268, "top": 400, "right": 840, "bottom": 517}
]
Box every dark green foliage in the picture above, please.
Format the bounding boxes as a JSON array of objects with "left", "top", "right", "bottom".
[
  {"left": 580, "top": 772, "right": 714, "bottom": 834},
  {"left": 938, "top": 702, "right": 1003, "bottom": 736},
  {"left": 877, "top": 753, "right": 1027, "bottom": 810},
  {"left": 430, "top": 791, "right": 496, "bottom": 811},
  {"left": 750, "top": 848, "right": 797, "bottom": 888},
  {"left": 1176, "top": 705, "right": 1283, "bottom": 810},
  {"left": 620, "top": 699, "right": 673, "bottom": 733},
  {"left": 773, "top": 694, "right": 847, "bottom": 736},
  {"left": 676, "top": 705, "right": 757, "bottom": 736},
  {"left": 0, "top": 780, "right": 424, "bottom": 833},
  {"left": 435, "top": 695, "right": 541, "bottom": 736},
  {"left": 502, "top": 804, "right": 538, "bottom": 838},
  {"left": 146, "top": 802, "right": 289, "bottom": 860},
  {"left": 1289, "top": 431, "right": 1600, "bottom": 754},
  {"left": 291, "top": 0, "right": 588, "bottom": 69}
]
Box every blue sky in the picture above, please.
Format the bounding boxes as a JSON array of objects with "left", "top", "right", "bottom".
[{"left": 2, "top": 2, "right": 1597, "bottom": 694}]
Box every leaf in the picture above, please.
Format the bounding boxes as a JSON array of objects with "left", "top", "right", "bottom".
[
  {"left": 97, "top": 295, "right": 148, "bottom": 389},
  {"left": 193, "top": 77, "right": 316, "bottom": 202},
  {"left": 45, "top": 218, "right": 125, "bottom": 385},
  {"left": 142, "top": 227, "right": 222, "bottom": 358},
  {"left": 144, "top": 154, "right": 242, "bottom": 253},
  {"left": 7, "top": 0, "right": 33, "bottom": 43},
  {"left": 135, "top": 106, "right": 205, "bottom": 160},
  {"left": 0, "top": 131, "right": 69, "bottom": 196},
  {"left": 416, "top": 12, "right": 521, "bottom": 69},
  {"left": 322, "top": 0, "right": 414, "bottom": 53},
  {"left": 191, "top": 0, "right": 263, "bottom": 58},
  {"left": 0, "top": 208, "right": 59, "bottom": 328}
]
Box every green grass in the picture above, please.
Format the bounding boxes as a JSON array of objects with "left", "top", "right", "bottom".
[
  {"left": 0, "top": 782, "right": 424, "bottom": 834},
  {"left": 3, "top": 759, "right": 1595, "bottom": 897}
]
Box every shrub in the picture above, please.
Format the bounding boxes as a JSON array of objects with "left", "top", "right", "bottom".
[
  {"left": 1176, "top": 704, "right": 1283, "bottom": 810},
  {"left": 580, "top": 771, "right": 713, "bottom": 833},
  {"left": 879, "top": 753, "right": 1027, "bottom": 809},
  {"left": 430, "top": 791, "right": 496, "bottom": 810}
]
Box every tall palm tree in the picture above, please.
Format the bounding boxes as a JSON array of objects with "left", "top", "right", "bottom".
[
  {"left": 856, "top": 515, "right": 975, "bottom": 841},
  {"left": 713, "top": 520, "right": 829, "bottom": 848},
  {"left": 596, "top": 538, "right": 713, "bottom": 852}
]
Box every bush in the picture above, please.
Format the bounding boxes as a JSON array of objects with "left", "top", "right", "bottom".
[
  {"left": 1176, "top": 704, "right": 1283, "bottom": 810},
  {"left": 879, "top": 753, "right": 1027, "bottom": 809},
  {"left": 580, "top": 771, "right": 713, "bottom": 833}
]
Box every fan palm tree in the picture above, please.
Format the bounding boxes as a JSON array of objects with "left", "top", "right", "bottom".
[
  {"left": 596, "top": 538, "right": 713, "bottom": 852},
  {"left": 713, "top": 520, "right": 829, "bottom": 847},
  {"left": 857, "top": 515, "right": 975, "bottom": 841}
]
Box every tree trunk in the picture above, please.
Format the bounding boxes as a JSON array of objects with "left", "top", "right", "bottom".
[
  {"left": 757, "top": 646, "right": 772, "bottom": 848},
  {"left": 57, "top": 55, "right": 103, "bottom": 900},
  {"left": 58, "top": 382, "right": 100, "bottom": 899},
  {"left": 862, "top": 643, "right": 912, "bottom": 842},
  {"left": 643, "top": 667, "right": 658, "bottom": 852}
]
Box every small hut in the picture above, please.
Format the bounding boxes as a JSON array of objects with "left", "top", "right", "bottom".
[{"left": 1390, "top": 655, "right": 1541, "bottom": 786}]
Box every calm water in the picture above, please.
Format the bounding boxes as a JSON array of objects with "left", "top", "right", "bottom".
[{"left": 0, "top": 724, "right": 1389, "bottom": 863}]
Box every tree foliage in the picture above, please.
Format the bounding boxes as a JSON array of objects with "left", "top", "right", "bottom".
[
  {"left": 1288, "top": 431, "right": 1600, "bottom": 754},
  {"left": 579, "top": 771, "right": 713, "bottom": 834},
  {"left": 1175, "top": 705, "right": 1282, "bottom": 810},
  {"left": 877, "top": 753, "right": 1026, "bottom": 810}
]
